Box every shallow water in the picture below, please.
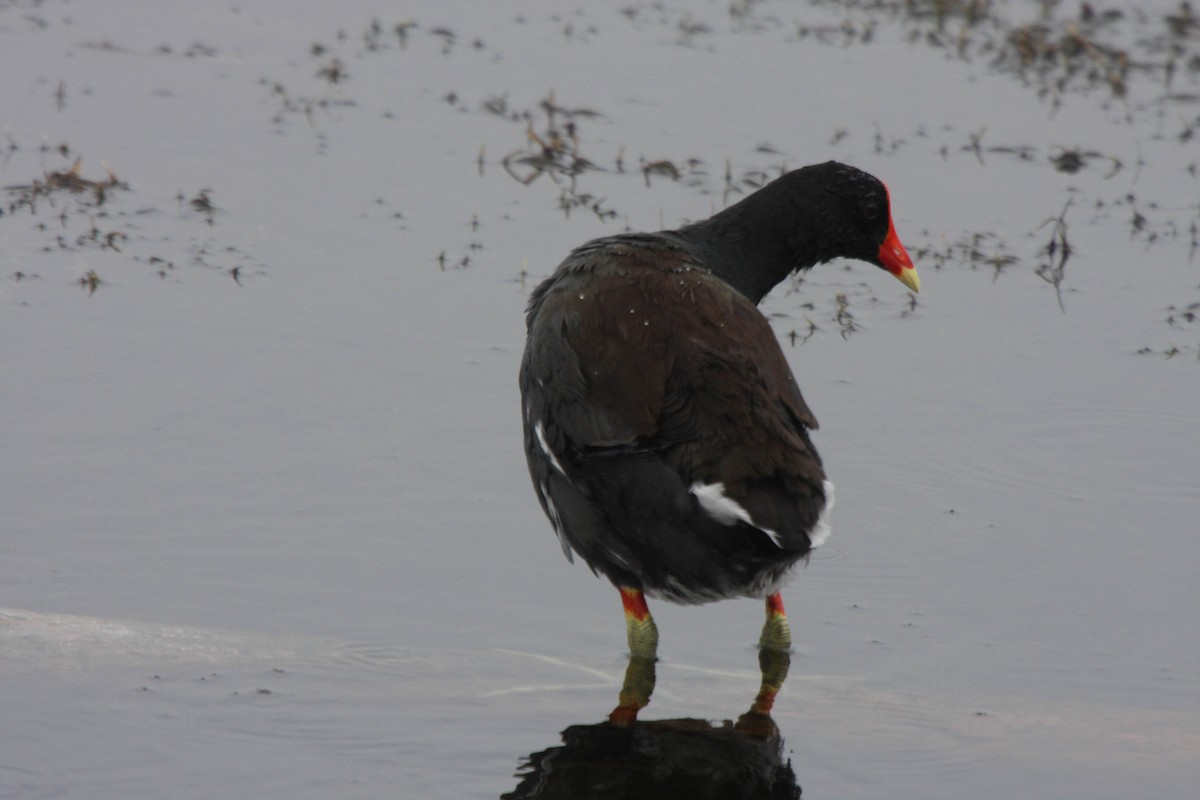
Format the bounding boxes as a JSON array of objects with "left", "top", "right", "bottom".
[{"left": 2, "top": 1, "right": 1198, "bottom": 798}]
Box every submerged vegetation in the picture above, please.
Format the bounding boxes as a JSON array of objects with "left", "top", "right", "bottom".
[
  {"left": 472, "top": 1, "right": 1197, "bottom": 349},
  {"left": 1, "top": 1, "right": 1195, "bottom": 353},
  {"left": 2, "top": 149, "right": 255, "bottom": 291}
]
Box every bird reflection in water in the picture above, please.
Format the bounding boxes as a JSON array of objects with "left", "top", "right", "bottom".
[{"left": 503, "top": 647, "right": 800, "bottom": 799}]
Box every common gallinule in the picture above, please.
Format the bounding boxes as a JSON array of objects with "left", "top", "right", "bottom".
[{"left": 519, "top": 161, "right": 918, "bottom": 665}]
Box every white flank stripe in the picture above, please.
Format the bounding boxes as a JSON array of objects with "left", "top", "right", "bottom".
[
  {"left": 689, "top": 481, "right": 783, "bottom": 548},
  {"left": 808, "top": 480, "right": 836, "bottom": 549},
  {"left": 534, "top": 421, "right": 567, "bottom": 476},
  {"left": 540, "top": 480, "right": 573, "bottom": 562}
]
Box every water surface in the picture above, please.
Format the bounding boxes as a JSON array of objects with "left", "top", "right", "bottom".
[{"left": 2, "top": 1, "right": 1197, "bottom": 798}]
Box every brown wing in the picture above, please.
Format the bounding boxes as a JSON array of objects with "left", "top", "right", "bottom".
[
  {"left": 524, "top": 243, "right": 823, "bottom": 507},
  {"left": 521, "top": 238, "right": 829, "bottom": 594}
]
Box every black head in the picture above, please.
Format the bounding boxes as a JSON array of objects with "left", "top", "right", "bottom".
[
  {"left": 679, "top": 161, "right": 918, "bottom": 303},
  {"left": 800, "top": 161, "right": 892, "bottom": 264}
]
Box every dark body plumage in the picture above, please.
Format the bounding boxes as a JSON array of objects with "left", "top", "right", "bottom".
[{"left": 519, "top": 161, "right": 914, "bottom": 605}]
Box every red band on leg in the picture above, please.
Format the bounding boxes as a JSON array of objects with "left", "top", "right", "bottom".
[{"left": 619, "top": 587, "right": 651, "bottom": 622}]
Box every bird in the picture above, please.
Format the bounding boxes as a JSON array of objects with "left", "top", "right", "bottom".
[{"left": 518, "top": 160, "right": 918, "bottom": 671}]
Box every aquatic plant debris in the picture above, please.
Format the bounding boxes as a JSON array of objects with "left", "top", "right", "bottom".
[
  {"left": 1, "top": 146, "right": 266, "bottom": 286},
  {"left": 1, "top": 0, "right": 1195, "bottom": 353}
]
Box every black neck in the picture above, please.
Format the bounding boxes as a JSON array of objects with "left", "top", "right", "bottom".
[
  {"left": 676, "top": 187, "right": 809, "bottom": 304},
  {"left": 673, "top": 161, "right": 880, "bottom": 304}
]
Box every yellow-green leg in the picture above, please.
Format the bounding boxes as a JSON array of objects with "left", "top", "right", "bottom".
[
  {"left": 736, "top": 592, "right": 793, "bottom": 734},
  {"left": 619, "top": 586, "right": 659, "bottom": 658},
  {"left": 758, "top": 591, "right": 792, "bottom": 653},
  {"left": 753, "top": 594, "right": 793, "bottom": 714},
  {"left": 608, "top": 587, "right": 659, "bottom": 726}
]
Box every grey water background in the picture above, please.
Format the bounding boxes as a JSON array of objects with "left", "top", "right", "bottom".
[{"left": 2, "top": 1, "right": 1197, "bottom": 797}]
